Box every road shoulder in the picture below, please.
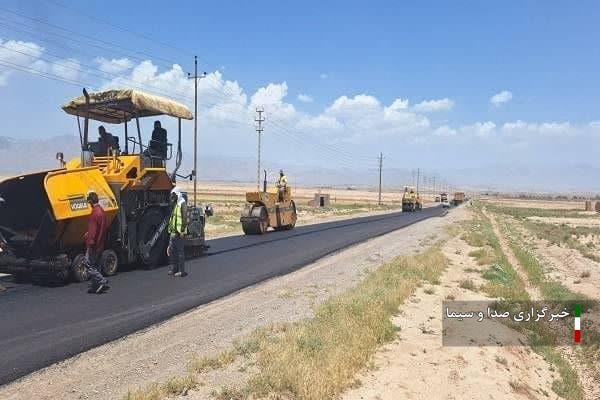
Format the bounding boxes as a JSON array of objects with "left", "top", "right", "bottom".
[{"left": 0, "top": 208, "right": 460, "bottom": 400}]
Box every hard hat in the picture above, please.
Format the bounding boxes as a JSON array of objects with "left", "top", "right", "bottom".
[
  {"left": 279, "top": 169, "right": 284, "bottom": 174},
  {"left": 171, "top": 187, "right": 183, "bottom": 202}
]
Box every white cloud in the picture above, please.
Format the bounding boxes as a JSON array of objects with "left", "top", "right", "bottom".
[
  {"left": 319, "top": 73, "right": 328, "bottom": 80},
  {"left": 297, "top": 93, "right": 313, "bottom": 103},
  {"left": 296, "top": 114, "right": 341, "bottom": 131},
  {"left": 0, "top": 40, "right": 44, "bottom": 85},
  {"left": 85, "top": 59, "right": 600, "bottom": 152},
  {"left": 460, "top": 121, "right": 497, "bottom": 137},
  {"left": 326, "top": 94, "right": 380, "bottom": 116},
  {"left": 433, "top": 126, "right": 457, "bottom": 136},
  {"left": 0, "top": 39, "right": 83, "bottom": 84},
  {"left": 501, "top": 120, "right": 574, "bottom": 137},
  {"left": 94, "top": 57, "right": 134, "bottom": 74},
  {"left": 412, "top": 98, "right": 454, "bottom": 113},
  {"left": 490, "top": 90, "right": 513, "bottom": 106},
  {"left": 50, "top": 58, "right": 81, "bottom": 81},
  {"left": 386, "top": 98, "right": 409, "bottom": 111}
]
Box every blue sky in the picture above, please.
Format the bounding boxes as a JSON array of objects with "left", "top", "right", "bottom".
[{"left": 0, "top": 1, "right": 599, "bottom": 190}]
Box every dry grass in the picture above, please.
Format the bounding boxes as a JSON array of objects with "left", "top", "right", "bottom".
[
  {"left": 470, "top": 203, "right": 584, "bottom": 400},
  {"left": 485, "top": 203, "right": 589, "bottom": 219},
  {"left": 522, "top": 221, "right": 600, "bottom": 263},
  {"left": 580, "top": 271, "right": 591, "bottom": 279},
  {"left": 495, "top": 355, "right": 508, "bottom": 366},
  {"left": 125, "top": 244, "right": 447, "bottom": 400},
  {"left": 235, "top": 246, "right": 448, "bottom": 400},
  {"left": 458, "top": 279, "right": 477, "bottom": 291},
  {"left": 125, "top": 375, "right": 197, "bottom": 400},
  {"left": 467, "top": 246, "right": 495, "bottom": 266},
  {"left": 423, "top": 286, "right": 436, "bottom": 295},
  {"left": 189, "top": 350, "right": 236, "bottom": 373}
]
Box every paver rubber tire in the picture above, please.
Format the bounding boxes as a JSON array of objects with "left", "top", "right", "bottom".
[
  {"left": 100, "top": 249, "right": 119, "bottom": 276},
  {"left": 71, "top": 253, "right": 89, "bottom": 282}
]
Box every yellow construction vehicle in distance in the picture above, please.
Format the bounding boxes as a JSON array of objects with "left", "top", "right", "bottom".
[
  {"left": 402, "top": 186, "right": 422, "bottom": 212},
  {"left": 240, "top": 171, "right": 297, "bottom": 234}
]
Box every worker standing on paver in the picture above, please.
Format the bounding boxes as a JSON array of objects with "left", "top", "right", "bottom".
[
  {"left": 167, "top": 189, "right": 188, "bottom": 277},
  {"left": 84, "top": 191, "right": 110, "bottom": 294},
  {"left": 277, "top": 169, "right": 288, "bottom": 202}
]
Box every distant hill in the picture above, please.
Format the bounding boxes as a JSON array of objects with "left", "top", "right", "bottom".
[{"left": 0, "top": 135, "right": 598, "bottom": 194}]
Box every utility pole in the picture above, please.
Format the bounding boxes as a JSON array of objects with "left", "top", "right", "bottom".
[
  {"left": 378, "top": 152, "right": 383, "bottom": 205},
  {"left": 416, "top": 168, "right": 420, "bottom": 194},
  {"left": 433, "top": 175, "right": 436, "bottom": 197},
  {"left": 255, "top": 107, "right": 265, "bottom": 190},
  {"left": 187, "top": 56, "right": 206, "bottom": 206}
]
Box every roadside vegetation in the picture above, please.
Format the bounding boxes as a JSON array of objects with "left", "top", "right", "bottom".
[
  {"left": 126, "top": 375, "right": 197, "bottom": 400},
  {"left": 521, "top": 220, "right": 600, "bottom": 263},
  {"left": 463, "top": 203, "right": 584, "bottom": 400},
  {"left": 485, "top": 204, "right": 593, "bottom": 220},
  {"left": 125, "top": 245, "right": 448, "bottom": 400}
]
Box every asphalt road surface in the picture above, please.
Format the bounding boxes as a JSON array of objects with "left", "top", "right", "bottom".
[{"left": 0, "top": 206, "right": 445, "bottom": 385}]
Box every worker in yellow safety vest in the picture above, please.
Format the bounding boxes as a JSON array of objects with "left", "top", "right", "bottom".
[
  {"left": 167, "top": 189, "right": 187, "bottom": 277},
  {"left": 277, "top": 169, "right": 288, "bottom": 202}
]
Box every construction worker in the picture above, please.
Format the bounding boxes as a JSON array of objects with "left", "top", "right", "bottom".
[
  {"left": 96, "top": 126, "right": 118, "bottom": 155},
  {"left": 84, "top": 191, "right": 110, "bottom": 294},
  {"left": 277, "top": 169, "right": 288, "bottom": 202},
  {"left": 149, "top": 121, "right": 168, "bottom": 159},
  {"left": 167, "top": 189, "right": 187, "bottom": 277}
]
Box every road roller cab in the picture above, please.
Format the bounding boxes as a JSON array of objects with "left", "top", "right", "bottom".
[
  {"left": 0, "top": 88, "right": 210, "bottom": 285},
  {"left": 240, "top": 171, "right": 297, "bottom": 234}
]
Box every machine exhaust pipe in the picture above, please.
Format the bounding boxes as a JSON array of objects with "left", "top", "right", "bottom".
[{"left": 263, "top": 170, "right": 267, "bottom": 192}]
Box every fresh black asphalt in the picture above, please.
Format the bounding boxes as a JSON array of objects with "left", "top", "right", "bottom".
[{"left": 0, "top": 206, "right": 445, "bottom": 385}]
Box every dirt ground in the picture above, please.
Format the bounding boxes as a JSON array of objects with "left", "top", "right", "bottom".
[
  {"left": 527, "top": 216, "right": 600, "bottom": 227},
  {"left": 0, "top": 205, "right": 461, "bottom": 400},
  {"left": 484, "top": 197, "right": 595, "bottom": 211},
  {"left": 485, "top": 204, "right": 600, "bottom": 399},
  {"left": 342, "top": 232, "right": 559, "bottom": 400}
]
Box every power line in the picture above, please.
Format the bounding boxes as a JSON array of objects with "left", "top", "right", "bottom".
[
  {"left": 0, "top": 17, "right": 239, "bottom": 109},
  {"left": 0, "top": 7, "right": 390, "bottom": 178}
]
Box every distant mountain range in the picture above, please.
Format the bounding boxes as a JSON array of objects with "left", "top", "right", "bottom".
[{"left": 0, "top": 135, "right": 598, "bottom": 194}]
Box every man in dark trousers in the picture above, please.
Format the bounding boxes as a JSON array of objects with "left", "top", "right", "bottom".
[
  {"left": 167, "top": 189, "right": 187, "bottom": 277},
  {"left": 84, "top": 191, "right": 110, "bottom": 293}
]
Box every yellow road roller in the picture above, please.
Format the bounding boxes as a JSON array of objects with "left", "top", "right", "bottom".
[
  {"left": 402, "top": 186, "right": 422, "bottom": 212},
  {"left": 240, "top": 171, "right": 297, "bottom": 234},
  {"left": 0, "top": 89, "right": 211, "bottom": 284}
]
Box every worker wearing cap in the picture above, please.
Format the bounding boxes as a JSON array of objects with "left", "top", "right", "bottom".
[
  {"left": 167, "top": 189, "right": 188, "bottom": 277},
  {"left": 277, "top": 169, "right": 288, "bottom": 202},
  {"left": 84, "top": 191, "right": 110, "bottom": 293}
]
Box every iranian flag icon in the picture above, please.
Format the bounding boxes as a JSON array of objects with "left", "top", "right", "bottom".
[{"left": 574, "top": 304, "right": 581, "bottom": 344}]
